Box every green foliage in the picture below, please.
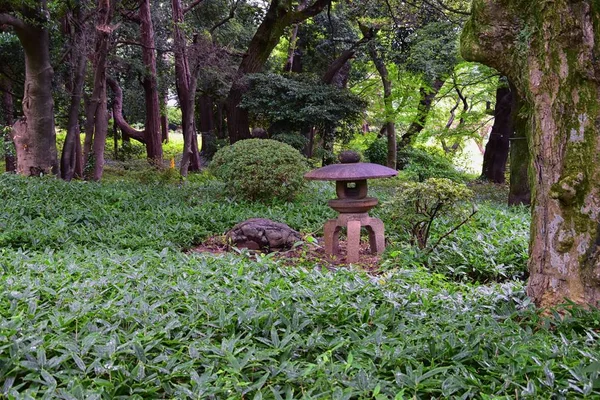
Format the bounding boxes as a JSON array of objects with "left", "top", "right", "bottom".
[
  {"left": 211, "top": 139, "right": 308, "bottom": 202},
  {"left": 384, "top": 178, "right": 476, "bottom": 250},
  {"left": 364, "top": 137, "right": 388, "bottom": 165},
  {"left": 166, "top": 106, "right": 182, "bottom": 127},
  {"left": 241, "top": 73, "right": 367, "bottom": 142},
  {"left": 398, "top": 146, "right": 467, "bottom": 182},
  {"left": 404, "top": 22, "right": 460, "bottom": 84},
  {"left": 271, "top": 132, "right": 309, "bottom": 151}
]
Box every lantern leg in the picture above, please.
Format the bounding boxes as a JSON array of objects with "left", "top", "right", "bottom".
[
  {"left": 365, "top": 217, "right": 385, "bottom": 255},
  {"left": 324, "top": 219, "right": 341, "bottom": 255},
  {"left": 346, "top": 220, "right": 362, "bottom": 263}
]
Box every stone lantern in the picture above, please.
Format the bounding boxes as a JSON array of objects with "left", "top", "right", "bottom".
[{"left": 304, "top": 151, "right": 397, "bottom": 263}]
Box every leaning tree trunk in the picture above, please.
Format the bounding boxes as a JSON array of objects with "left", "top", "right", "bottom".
[
  {"left": 480, "top": 85, "right": 512, "bottom": 183},
  {"left": 508, "top": 84, "right": 531, "bottom": 206},
  {"left": 0, "top": 5, "right": 58, "bottom": 176},
  {"left": 368, "top": 42, "right": 396, "bottom": 169},
  {"left": 462, "top": 0, "right": 600, "bottom": 308},
  {"left": 0, "top": 77, "right": 16, "bottom": 172},
  {"left": 398, "top": 79, "right": 445, "bottom": 150}
]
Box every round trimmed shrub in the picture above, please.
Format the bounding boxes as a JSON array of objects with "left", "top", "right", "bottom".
[
  {"left": 364, "top": 137, "right": 388, "bottom": 166},
  {"left": 210, "top": 139, "right": 307, "bottom": 201}
]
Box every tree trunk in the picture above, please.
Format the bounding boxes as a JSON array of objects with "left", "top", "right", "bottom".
[
  {"left": 0, "top": 78, "right": 16, "bottom": 172},
  {"left": 399, "top": 79, "right": 445, "bottom": 149},
  {"left": 0, "top": 4, "right": 58, "bottom": 176},
  {"left": 107, "top": 78, "right": 146, "bottom": 144},
  {"left": 140, "top": 0, "right": 163, "bottom": 165},
  {"left": 481, "top": 85, "right": 512, "bottom": 183},
  {"left": 226, "top": 0, "right": 331, "bottom": 144},
  {"left": 198, "top": 94, "right": 216, "bottom": 161},
  {"left": 509, "top": 84, "right": 531, "bottom": 206},
  {"left": 172, "top": 0, "right": 201, "bottom": 176},
  {"left": 368, "top": 42, "right": 396, "bottom": 169},
  {"left": 83, "top": 0, "right": 114, "bottom": 181},
  {"left": 462, "top": 0, "right": 600, "bottom": 307},
  {"left": 161, "top": 92, "right": 169, "bottom": 144},
  {"left": 60, "top": 7, "right": 87, "bottom": 181}
]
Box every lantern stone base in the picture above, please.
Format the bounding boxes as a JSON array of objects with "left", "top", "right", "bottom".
[{"left": 323, "top": 213, "right": 385, "bottom": 263}]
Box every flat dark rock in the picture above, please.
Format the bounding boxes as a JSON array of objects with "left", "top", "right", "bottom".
[{"left": 226, "top": 218, "right": 302, "bottom": 251}]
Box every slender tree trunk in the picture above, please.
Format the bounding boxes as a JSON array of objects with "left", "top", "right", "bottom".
[
  {"left": 481, "top": 85, "right": 513, "bottom": 183},
  {"left": 0, "top": 4, "right": 58, "bottom": 176},
  {"left": 83, "top": 0, "right": 114, "bottom": 181},
  {"left": 399, "top": 79, "right": 445, "bottom": 149},
  {"left": 139, "top": 0, "right": 163, "bottom": 165},
  {"left": 161, "top": 92, "right": 169, "bottom": 144},
  {"left": 172, "top": 0, "right": 201, "bottom": 176},
  {"left": 0, "top": 78, "right": 16, "bottom": 172},
  {"left": 368, "top": 42, "right": 396, "bottom": 169},
  {"left": 463, "top": 0, "right": 600, "bottom": 307},
  {"left": 509, "top": 84, "right": 531, "bottom": 206},
  {"left": 61, "top": 7, "right": 87, "bottom": 181}
]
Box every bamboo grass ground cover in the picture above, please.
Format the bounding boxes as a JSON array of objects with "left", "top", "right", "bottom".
[{"left": 1, "top": 174, "right": 599, "bottom": 398}]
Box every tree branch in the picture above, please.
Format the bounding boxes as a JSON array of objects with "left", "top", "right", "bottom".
[
  {"left": 290, "top": 0, "right": 332, "bottom": 23},
  {"left": 209, "top": 0, "right": 239, "bottom": 34},
  {"left": 107, "top": 77, "right": 147, "bottom": 144},
  {"left": 183, "top": 0, "right": 206, "bottom": 15},
  {"left": 0, "top": 13, "right": 26, "bottom": 30}
]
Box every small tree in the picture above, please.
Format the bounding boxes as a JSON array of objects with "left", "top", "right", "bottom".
[{"left": 385, "top": 178, "right": 477, "bottom": 251}]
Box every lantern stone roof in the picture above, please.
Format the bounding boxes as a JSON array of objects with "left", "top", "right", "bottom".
[{"left": 304, "top": 162, "right": 397, "bottom": 181}]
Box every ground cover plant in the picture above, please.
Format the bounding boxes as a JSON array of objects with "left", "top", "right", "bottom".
[{"left": 1, "top": 174, "right": 598, "bottom": 398}]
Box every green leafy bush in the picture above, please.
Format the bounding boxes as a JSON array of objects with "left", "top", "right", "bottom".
[
  {"left": 364, "top": 137, "right": 388, "bottom": 165},
  {"left": 271, "top": 132, "right": 308, "bottom": 151},
  {"left": 211, "top": 139, "right": 308, "bottom": 201},
  {"left": 384, "top": 178, "right": 476, "bottom": 250},
  {"left": 398, "top": 146, "right": 466, "bottom": 182}
]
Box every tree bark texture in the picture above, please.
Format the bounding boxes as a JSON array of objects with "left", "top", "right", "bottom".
[
  {"left": 0, "top": 77, "right": 16, "bottom": 172},
  {"left": 226, "top": 0, "right": 331, "bottom": 144},
  {"left": 462, "top": 0, "right": 600, "bottom": 307},
  {"left": 140, "top": 0, "right": 163, "bottom": 165},
  {"left": 368, "top": 42, "right": 396, "bottom": 169},
  {"left": 481, "top": 86, "right": 512, "bottom": 183},
  {"left": 399, "top": 79, "right": 445, "bottom": 149},
  {"left": 0, "top": 3, "right": 58, "bottom": 176},
  {"left": 509, "top": 85, "right": 531, "bottom": 206}
]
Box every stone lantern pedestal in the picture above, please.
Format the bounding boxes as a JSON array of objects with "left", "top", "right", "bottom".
[{"left": 304, "top": 151, "right": 397, "bottom": 263}]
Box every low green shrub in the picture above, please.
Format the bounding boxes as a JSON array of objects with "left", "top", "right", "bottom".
[
  {"left": 364, "top": 137, "right": 388, "bottom": 165},
  {"left": 384, "top": 178, "right": 476, "bottom": 250},
  {"left": 211, "top": 139, "right": 307, "bottom": 202},
  {"left": 398, "top": 146, "right": 467, "bottom": 182},
  {"left": 271, "top": 132, "right": 309, "bottom": 151}
]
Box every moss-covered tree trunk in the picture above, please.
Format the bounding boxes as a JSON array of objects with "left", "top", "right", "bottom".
[{"left": 462, "top": 0, "right": 600, "bottom": 307}]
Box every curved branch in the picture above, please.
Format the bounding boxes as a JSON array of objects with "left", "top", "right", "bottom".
[
  {"left": 107, "top": 77, "right": 146, "bottom": 144},
  {"left": 0, "top": 13, "right": 26, "bottom": 30}
]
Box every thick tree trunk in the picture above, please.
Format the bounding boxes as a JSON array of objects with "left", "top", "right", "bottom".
[
  {"left": 0, "top": 78, "right": 16, "bottom": 172},
  {"left": 509, "top": 85, "right": 531, "bottom": 206},
  {"left": 140, "top": 0, "right": 163, "bottom": 165},
  {"left": 399, "top": 79, "right": 445, "bottom": 149},
  {"left": 481, "top": 86, "right": 512, "bottom": 183},
  {"left": 368, "top": 43, "right": 396, "bottom": 169},
  {"left": 226, "top": 0, "right": 331, "bottom": 144},
  {"left": 60, "top": 8, "right": 87, "bottom": 181},
  {"left": 462, "top": 0, "right": 600, "bottom": 307},
  {"left": 0, "top": 5, "right": 58, "bottom": 176}
]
